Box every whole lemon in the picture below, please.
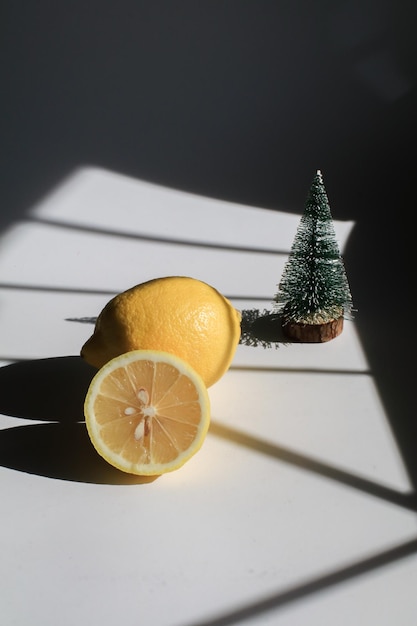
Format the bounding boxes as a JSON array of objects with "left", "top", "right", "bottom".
[{"left": 80, "top": 276, "right": 241, "bottom": 387}]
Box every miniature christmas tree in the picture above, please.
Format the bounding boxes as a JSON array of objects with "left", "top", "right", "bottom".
[{"left": 273, "top": 170, "right": 353, "bottom": 342}]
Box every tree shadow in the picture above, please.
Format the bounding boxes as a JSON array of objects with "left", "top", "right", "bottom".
[
  {"left": 239, "top": 311, "right": 289, "bottom": 348},
  {"left": 0, "top": 356, "right": 157, "bottom": 484}
]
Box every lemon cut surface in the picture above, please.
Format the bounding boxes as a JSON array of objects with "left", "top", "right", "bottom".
[{"left": 84, "top": 350, "right": 210, "bottom": 475}]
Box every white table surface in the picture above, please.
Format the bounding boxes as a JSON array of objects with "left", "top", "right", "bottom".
[{"left": 1, "top": 167, "right": 416, "bottom": 626}]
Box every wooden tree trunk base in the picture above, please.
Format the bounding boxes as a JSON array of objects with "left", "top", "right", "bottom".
[{"left": 282, "top": 317, "right": 344, "bottom": 343}]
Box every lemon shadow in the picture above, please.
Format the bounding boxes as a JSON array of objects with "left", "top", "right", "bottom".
[
  {"left": 0, "top": 356, "right": 157, "bottom": 484},
  {"left": 0, "top": 356, "right": 96, "bottom": 422},
  {"left": 0, "top": 422, "right": 157, "bottom": 484}
]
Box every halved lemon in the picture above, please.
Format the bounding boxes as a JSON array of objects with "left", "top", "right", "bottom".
[{"left": 84, "top": 350, "right": 211, "bottom": 475}]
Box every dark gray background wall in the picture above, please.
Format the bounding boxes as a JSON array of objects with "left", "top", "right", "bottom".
[
  {"left": 2, "top": 1, "right": 416, "bottom": 218},
  {"left": 2, "top": 1, "right": 417, "bottom": 489}
]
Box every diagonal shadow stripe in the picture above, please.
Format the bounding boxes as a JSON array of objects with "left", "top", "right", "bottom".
[
  {"left": 209, "top": 421, "right": 417, "bottom": 511},
  {"left": 185, "top": 537, "right": 417, "bottom": 626},
  {"left": 230, "top": 365, "right": 371, "bottom": 375},
  {"left": 0, "top": 282, "right": 273, "bottom": 303},
  {"left": 0, "top": 282, "right": 118, "bottom": 296},
  {"left": 0, "top": 354, "right": 370, "bottom": 379},
  {"left": 27, "top": 216, "right": 288, "bottom": 256}
]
